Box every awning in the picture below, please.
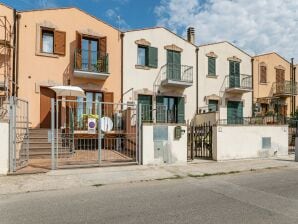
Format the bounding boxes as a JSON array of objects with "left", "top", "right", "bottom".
[{"left": 49, "top": 86, "right": 85, "bottom": 97}]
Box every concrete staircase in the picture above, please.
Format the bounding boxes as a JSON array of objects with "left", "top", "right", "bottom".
[{"left": 29, "top": 128, "right": 53, "bottom": 159}]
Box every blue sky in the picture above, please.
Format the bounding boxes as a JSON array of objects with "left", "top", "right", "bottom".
[
  {"left": 1, "top": 0, "right": 161, "bottom": 30},
  {"left": 1, "top": 0, "right": 298, "bottom": 61}
]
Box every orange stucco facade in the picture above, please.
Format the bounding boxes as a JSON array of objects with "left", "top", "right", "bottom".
[
  {"left": 3, "top": 7, "right": 122, "bottom": 127},
  {"left": 253, "top": 52, "right": 293, "bottom": 116}
]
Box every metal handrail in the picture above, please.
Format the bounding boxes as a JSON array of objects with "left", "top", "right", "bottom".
[
  {"left": 74, "top": 48, "right": 109, "bottom": 73},
  {"left": 272, "top": 81, "right": 298, "bottom": 95},
  {"left": 224, "top": 74, "right": 252, "bottom": 89},
  {"left": 217, "top": 115, "right": 287, "bottom": 126},
  {"left": 160, "top": 63, "right": 193, "bottom": 83}
]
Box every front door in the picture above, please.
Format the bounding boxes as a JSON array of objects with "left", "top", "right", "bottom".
[
  {"left": 40, "top": 87, "right": 56, "bottom": 128},
  {"left": 227, "top": 101, "right": 243, "bottom": 124},
  {"left": 167, "top": 50, "right": 181, "bottom": 80},
  {"left": 229, "top": 61, "right": 240, "bottom": 88}
]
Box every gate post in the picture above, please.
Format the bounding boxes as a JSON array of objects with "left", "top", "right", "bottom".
[
  {"left": 98, "top": 102, "right": 102, "bottom": 164},
  {"left": 138, "top": 104, "right": 142, "bottom": 164},
  {"left": 9, "top": 96, "right": 16, "bottom": 172},
  {"left": 51, "top": 98, "right": 56, "bottom": 170}
]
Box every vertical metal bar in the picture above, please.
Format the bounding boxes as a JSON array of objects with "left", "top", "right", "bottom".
[
  {"left": 138, "top": 103, "right": 142, "bottom": 164},
  {"left": 98, "top": 102, "right": 102, "bottom": 164},
  {"left": 51, "top": 98, "right": 55, "bottom": 170}
]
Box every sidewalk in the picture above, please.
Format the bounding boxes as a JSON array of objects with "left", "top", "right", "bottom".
[{"left": 0, "top": 155, "right": 297, "bottom": 195}]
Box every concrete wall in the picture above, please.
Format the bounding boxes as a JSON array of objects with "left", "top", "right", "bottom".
[
  {"left": 16, "top": 8, "right": 122, "bottom": 127},
  {"left": 198, "top": 42, "right": 252, "bottom": 120},
  {"left": 0, "top": 122, "right": 9, "bottom": 175},
  {"left": 253, "top": 53, "right": 291, "bottom": 115},
  {"left": 123, "top": 28, "right": 197, "bottom": 121},
  {"left": 142, "top": 124, "right": 187, "bottom": 165},
  {"left": 212, "top": 125, "right": 288, "bottom": 161}
]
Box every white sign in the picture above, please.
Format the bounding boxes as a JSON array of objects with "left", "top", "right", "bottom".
[{"left": 88, "top": 118, "right": 97, "bottom": 134}]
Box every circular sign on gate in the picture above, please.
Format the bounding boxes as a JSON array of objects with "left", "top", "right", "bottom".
[
  {"left": 100, "top": 117, "right": 113, "bottom": 132},
  {"left": 89, "top": 121, "right": 96, "bottom": 129}
]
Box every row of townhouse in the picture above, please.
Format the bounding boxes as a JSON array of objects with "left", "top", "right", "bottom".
[{"left": 1, "top": 4, "right": 297, "bottom": 129}]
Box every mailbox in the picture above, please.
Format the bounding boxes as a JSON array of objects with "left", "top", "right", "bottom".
[{"left": 174, "top": 126, "right": 182, "bottom": 140}]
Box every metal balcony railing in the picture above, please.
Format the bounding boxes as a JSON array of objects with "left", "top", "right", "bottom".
[
  {"left": 160, "top": 63, "right": 193, "bottom": 84},
  {"left": 272, "top": 81, "right": 298, "bottom": 96},
  {"left": 223, "top": 74, "right": 252, "bottom": 90},
  {"left": 74, "top": 49, "right": 109, "bottom": 74}
]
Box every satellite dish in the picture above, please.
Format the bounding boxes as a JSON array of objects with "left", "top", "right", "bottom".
[{"left": 100, "top": 117, "right": 113, "bottom": 132}]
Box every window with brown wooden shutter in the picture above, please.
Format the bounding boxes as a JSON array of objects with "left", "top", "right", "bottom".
[
  {"left": 260, "top": 65, "right": 267, "bottom": 83},
  {"left": 103, "top": 92, "right": 114, "bottom": 117},
  {"left": 76, "top": 32, "right": 82, "bottom": 69},
  {"left": 99, "top": 36, "right": 107, "bottom": 56},
  {"left": 54, "top": 30, "right": 66, "bottom": 56}
]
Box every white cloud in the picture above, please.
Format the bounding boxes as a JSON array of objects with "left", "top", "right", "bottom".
[
  {"left": 155, "top": 0, "right": 298, "bottom": 62},
  {"left": 105, "top": 8, "right": 130, "bottom": 31},
  {"left": 37, "top": 0, "right": 58, "bottom": 8}
]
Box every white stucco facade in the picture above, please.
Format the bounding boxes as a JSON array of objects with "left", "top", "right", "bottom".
[
  {"left": 0, "top": 122, "right": 9, "bottom": 175},
  {"left": 142, "top": 124, "right": 187, "bottom": 165},
  {"left": 212, "top": 125, "right": 288, "bottom": 161},
  {"left": 123, "top": 27, "right": 197, "bottom": 122},
  {"left": 198, "top": 41, "right": 253, "bottom": 121}
]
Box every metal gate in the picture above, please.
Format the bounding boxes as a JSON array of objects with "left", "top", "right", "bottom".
[
  {"left": 288, "top": 119, "right": 298, "bottom": 154},
  {"left": 188, "top": 122, "right": 213, "bottom": 160},
  {"left": 51, "top": 99, "right": 139, "bottom": 169},
  {"left": 9, "top": 97, "right": 29, "bottom": 172}
]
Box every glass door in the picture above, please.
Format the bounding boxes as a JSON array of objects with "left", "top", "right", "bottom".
[
  {"left": 163, "top": 96, "right": 177, "bottom": 123},
  {"left": 82, "top": 38, "right": 99, "bottom": 72}
]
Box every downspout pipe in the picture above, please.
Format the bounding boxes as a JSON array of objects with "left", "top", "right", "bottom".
[
  {"left": 290, "top": 58, "right": 295, "bottom": 115},
  {"left": 12, "top": 9, "right": 17, "bottom": 97},
  {"left": 251, "top": 58, "right": 254, "bottom": 117},
  {"left": 196, "top": 47, "right": 199, "bottom": 115},
  {"left": 16, "top": 13, "right": 20, "bottom": 97},
  {"left": 120, "top": 32, "right": 124, "bottom": 104}
]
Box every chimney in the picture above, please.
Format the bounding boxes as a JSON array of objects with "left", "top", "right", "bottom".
[{"left": 187, "top": 27, "right": 195, "bottom": 44}]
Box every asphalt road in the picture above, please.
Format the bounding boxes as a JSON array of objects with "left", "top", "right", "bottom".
[{"left": 0, "top": 167, "right": 298, "bottom": 224}]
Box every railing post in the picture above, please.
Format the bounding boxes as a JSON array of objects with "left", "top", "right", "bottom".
[
  {"left": 138, "top": 103, "right": 142, "bottom": 164},
  {"left": 98, "top": 102, "right": 102, "bottom": 165},
  {"left": 51, "top": 98, "right": 56, "bottom": 170}
]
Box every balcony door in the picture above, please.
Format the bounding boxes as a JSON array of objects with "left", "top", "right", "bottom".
[
  {"left": 167, "top": 50, "right": 181, "bottom": 80},
  {"left": 276, "top": 69, "right": 285, "bottom": 94},
  {"left": 229, "top": 61, "right": 240, "bottom": 88},
  {"left": 138, "top": 95, "right": 152, "bottom": 122},
  {"left": 81, "top": 37, "right": 99, "bottom": 72}
]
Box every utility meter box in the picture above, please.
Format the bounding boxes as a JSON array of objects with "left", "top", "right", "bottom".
[{"left": 174, "top": 126, "right": 182, "bottom": 140}]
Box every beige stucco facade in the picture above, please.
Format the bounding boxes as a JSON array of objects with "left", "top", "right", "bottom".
[
  {"left": 198, "top": 41, "right": 253, "bottom": 121},
  {"left": 6, "top": 7, "right": 122, "bottom": 127},
  {"left": 123, "top": 27, "right": 197, "bottom": 122},
  {"left": 253, "top": 53, "right": 292, "bottom": 116}
]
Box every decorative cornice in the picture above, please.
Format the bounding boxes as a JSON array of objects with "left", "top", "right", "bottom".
[
  {"left": 227, "top": 56, "right": 242, "bottom": 62},
  {"left": 274, "top": 65, "right": 285, "bottom": 70},
  {"left": 135, "top": 39, "right": 151, "bottom": 46},
  {"left": 259, "top": 62, "right": 267, "bottom": 66},
  {"left": 164, "top": 44, "right": 183, "bottom": 52},
  {"left": 206, "top": 51, "right": 218, "bottom": 58}
]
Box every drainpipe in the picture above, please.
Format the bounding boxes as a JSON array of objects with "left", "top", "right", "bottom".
[
  {"left": 196, "top": 47, "right": 199, "bottom": 114},
  {"left": 15, "top": 13, "right": 21, "bottom": 97},
  {"left": 294, "top": 64, "right": 296, "bottom": 113},
  {"left": 291, "top": 58, "right": 294, "bottom": 115},
  {"left": 251, "top": 58, "right": 254, "bottom": 117},
  {"left": 120, "top": 32, "right": 124, "bottom": 104},
  {"left": 12, "top": 9, "right": 17, "bottom": 97}
]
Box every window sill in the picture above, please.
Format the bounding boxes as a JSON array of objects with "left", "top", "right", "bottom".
[
  {"left": 259, "top": 82, "right": 269, "bottom": 85},
  {"left": 36, "top": 52, "right": 59, "bottom": 58},
  {"left": 135, "top": 65, "right": 151, "bottom": 70},
  {"left": 206, "top": 74, "right": 218, "bottom": 79}
]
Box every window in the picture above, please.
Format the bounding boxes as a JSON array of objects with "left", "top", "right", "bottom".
[
  {"left": 41, "top": 29, "right": 54, "bottom": 54},
  {"left": 82, "top": 37, "right": 99, "bottom": 72},
  {"left": 208, "top": 57, "right": 216, "bottom": 76},
  {"left": 208, "top": 100, "right": 218, "bottom": 112},
  {"left": 136, "top": 45, "right": 158, "bottom": 68},
  {"left": 156, "top": 96, "right": 185, "bottom": 124},
  {"left": 260, "top": 65, "right": 267, "bottom": 83},
  {"left": 137, "top": 46, "right": 146, "bottom": 66},
  {"left": 40, "top": 27, "right": 66, "bottom": 56}
]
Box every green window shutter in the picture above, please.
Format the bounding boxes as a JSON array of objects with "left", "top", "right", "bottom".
[
  {"left": 156, "top": 96, "right": 166, "bottom": 123},
  {"left": 167, "top": 50, "right": 181, "bottom": 80},
  {"left": 177, "top": 97, "right": 185, "bottom": 124},
  {"left": 208, "top": 57, "right": 216, "bottom": 75},
  {"left": 147, "top": 46, "right": 158, "bottom": 68}
]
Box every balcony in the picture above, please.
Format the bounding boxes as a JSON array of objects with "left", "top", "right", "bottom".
[
  {"left": 160, "top": 64, "right": 193, "bottom": 88},
  {"left": 224, "top": 74, "right": 252, "bottom": 94},
  {"left": 74, "top": 49, "right": 109, "bottom": 80},
  {"left": 272, "top": 81, "right": 298, "bottom": 97}
]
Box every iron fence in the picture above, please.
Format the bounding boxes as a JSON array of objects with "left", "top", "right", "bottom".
[
  {"left": 160, "top": 63, "right": 193, "bottom": 83},
  {"left": 224, "top": 74, "right": 252, "bottom": 90}
]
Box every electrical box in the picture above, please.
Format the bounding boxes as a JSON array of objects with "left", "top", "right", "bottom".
[{"left": 174, "top": 126, "right": 182, "bottom": 140}]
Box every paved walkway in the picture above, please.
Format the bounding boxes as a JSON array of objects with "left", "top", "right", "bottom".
[{"left": 0, "top": 155, "right": 297, "bottom": 195}]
